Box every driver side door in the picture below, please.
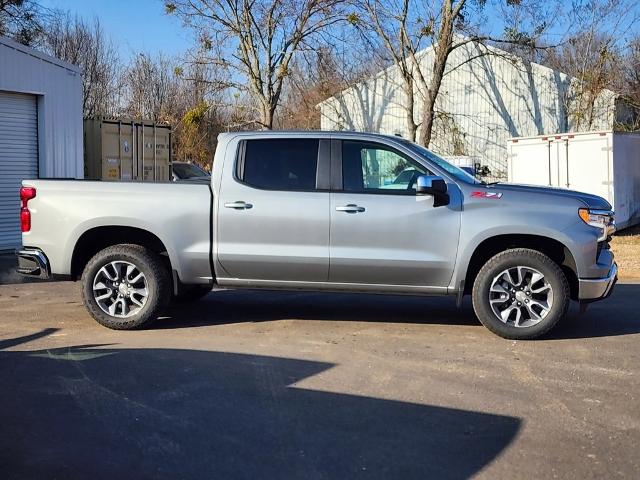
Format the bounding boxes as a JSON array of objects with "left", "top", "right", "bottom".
[{"left": 329, "top": 140, "right": 461, "bottom": 289}]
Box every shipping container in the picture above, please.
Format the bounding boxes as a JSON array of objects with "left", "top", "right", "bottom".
[
  {"left": 84, "top": 118, "right": 171, "bottom": 182},
  {"left": 507, "top": 131, "right": 640, "bottom": 228}
]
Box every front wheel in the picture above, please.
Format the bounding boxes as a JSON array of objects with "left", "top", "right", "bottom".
[
  {"left": 472, "top": 248, "right": 570, "bottom": 340},
  {"left": 81, "top": 244, "right": 171, "bottom": 330}
]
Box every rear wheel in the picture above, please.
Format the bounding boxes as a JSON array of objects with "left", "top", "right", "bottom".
[
  {"left": 472, "top": 248, "right": 570, "bottom": 340},
  {"left": 81, "top": 244, "right": 171, "bottom": 330}
]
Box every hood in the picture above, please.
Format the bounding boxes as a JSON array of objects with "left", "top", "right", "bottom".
[{"left": 486, "top": 183, "right": 612, "bottom": 210}]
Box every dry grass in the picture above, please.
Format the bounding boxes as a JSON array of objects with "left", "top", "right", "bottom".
[{"left": 610, "top": 224, "right": 640, "bottom": 279}]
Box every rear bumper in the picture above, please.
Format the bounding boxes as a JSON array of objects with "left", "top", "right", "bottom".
[
  {"left": 578, "top": 262, "right": 617, "bottom": 301},
  {"left": 16, "top": 248, "right": 51, "bottom": 279}
]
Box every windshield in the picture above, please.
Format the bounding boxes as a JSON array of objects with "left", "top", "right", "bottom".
[
  {"left": 173, "top": 162, "right": 210, "bottom": 179},
  {"left": 399, "top": 140, "right": 481, "bottom": 184}
]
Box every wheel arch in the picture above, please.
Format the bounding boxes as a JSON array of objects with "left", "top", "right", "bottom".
[
  {"left": 71, "top": 226, "right": 173, "bottom": 281},
  {"left": 463, "top": 234, "right": 579, "bottom": 300}
]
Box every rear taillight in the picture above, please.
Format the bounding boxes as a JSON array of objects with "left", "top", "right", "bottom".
[
  {"left": 20, "top": 208, "right": 31, "bottom": 232},
  {"left": 20, "top": 186, "right": 36, "bottom": 233}
]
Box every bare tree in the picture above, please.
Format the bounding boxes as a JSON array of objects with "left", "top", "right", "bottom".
[
  {"left": 124, "top": 53, "right": 181, "bottom": 122},
  {"left": 278, "top": 47, "right": 355, "bottom": 129},
  {"left": 622, "top": 36, "right": 640, "bottom": 128},
  {"left": 415, "top": 0, "right": 466, "bottom": 146},
  {"left": 43, "top": 13, "right": 120, "bottom": 117},
  {"left": 543, "top": 0, "right": 640, "bottom": 130},
  {"left": 352, "top": 0, "right": 556, "bottom": 146},
  {"left": 0, "top": 0, "right": 43, "bottom": 45},
  {"left": 164, "top": 0, "right": 345, "bottom": 129},
  {"left": 171, "top": 55, "right": 231, "bottom": 166},
  {"left": 118, "top": 47, "right": 232, "bottom": 166},
  {"left": 353, "top": 0, "right": 481, "bottom": 146},
  {"left": 546, "top": 34, "right": 621, "bottom": 130},
  {"left": 354, "top": 0, "right": 431, "bottom": 141},
  {"left": 414, "top": 0, "right": 547, "bottom": 146}
]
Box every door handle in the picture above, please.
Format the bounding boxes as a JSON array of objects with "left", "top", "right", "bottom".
[
  {"left": 335, "top": 204, "right": 365, "bottom": 213},
  {"left": 224, "top": 201, "right": 253, "bottom": 210}
]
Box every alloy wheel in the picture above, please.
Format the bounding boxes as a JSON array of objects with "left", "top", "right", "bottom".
[
  {"left": 92, "top": 261, "right": 148, "bottom": 318},
  {"left": 488, "top": 266, "right": 554, "bottom": 328}
]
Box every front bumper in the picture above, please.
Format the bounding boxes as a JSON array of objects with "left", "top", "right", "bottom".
[
  {"left": 16, "top": 248, "right": 51, "bottom": 279},
  {"left": 578, "top": 262, "right": 618, "bottom": 301}
]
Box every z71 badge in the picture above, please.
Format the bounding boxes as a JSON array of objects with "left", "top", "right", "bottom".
[{"left": 471, "top": 191, "right": 503, "bottom": 199}]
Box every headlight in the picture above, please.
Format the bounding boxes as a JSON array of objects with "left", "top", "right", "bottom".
[{"left": 578, "top": 208, "right": 615, "bottom": 242}]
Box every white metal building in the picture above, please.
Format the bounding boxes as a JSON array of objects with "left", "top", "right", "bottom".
[
  {"left": 0, "top": 36, "right": 83, "bottom": 250},
  {"left": 318, "top": 41, "right": 625, "bottom": 181}
]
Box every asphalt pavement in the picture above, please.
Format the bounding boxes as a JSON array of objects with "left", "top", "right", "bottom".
[{"left": 1, "top": 278, "right": 639, "bottom": 479}]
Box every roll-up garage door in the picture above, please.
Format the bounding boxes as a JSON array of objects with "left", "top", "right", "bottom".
[{"left": 0, "top": 92, "right": 38, "bottom": 250}]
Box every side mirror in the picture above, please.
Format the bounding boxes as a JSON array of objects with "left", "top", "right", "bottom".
[{"left": 416, "top": 175, "right": 450, "bottom": 207}]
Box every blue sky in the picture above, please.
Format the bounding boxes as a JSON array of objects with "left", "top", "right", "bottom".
[
  {"left": 40, "top": 0, "right": 193, "bottom": 58},
  {"left": 38, "top": 0, "right": 640, "bottom": 64}
]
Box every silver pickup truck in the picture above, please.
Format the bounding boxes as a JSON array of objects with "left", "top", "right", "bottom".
[{"left": 16, "top": 131, "right": 617, "bottom": 339}]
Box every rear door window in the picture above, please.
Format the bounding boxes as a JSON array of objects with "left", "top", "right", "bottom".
[{"left": 240, "top": 139, "right": 319, "bottom": 191}]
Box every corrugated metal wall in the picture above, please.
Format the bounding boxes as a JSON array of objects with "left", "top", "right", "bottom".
[
  {"left": 0, "top": 36, "right": 83, "bottom": 179},
  {"left": 320, "top": 42, "right": 616, "bottom": 180}
]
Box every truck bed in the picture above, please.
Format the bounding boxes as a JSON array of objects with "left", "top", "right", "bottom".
[{"left": 22, "top": 179, "right": 213, "bottom": 283}]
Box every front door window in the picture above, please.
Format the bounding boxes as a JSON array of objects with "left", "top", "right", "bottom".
[{"left": 342, "top": 141, "right": 429, "bottom": 194}]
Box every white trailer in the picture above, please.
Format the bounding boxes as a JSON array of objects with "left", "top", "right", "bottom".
[{"left": 507, "top": 131, "right": 640, "bottom": 229}]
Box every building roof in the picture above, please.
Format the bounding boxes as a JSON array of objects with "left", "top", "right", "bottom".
[{"left": 0, "top": 35, "right": 81, "bottom": 74}]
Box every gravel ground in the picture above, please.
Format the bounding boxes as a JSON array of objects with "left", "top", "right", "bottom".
[{"left": 611, "top": 225, "right": 640, "bottom": 279}]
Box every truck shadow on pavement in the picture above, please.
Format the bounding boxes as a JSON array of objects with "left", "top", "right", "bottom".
[
  {"left": 0, "top": 330, "right": 520, "bottom": 480},
  {"left": 157, "top": 284, "right": 640, "bottom": 340},
  {"left": 160, "top": 289, "right": 480, "bottom": 328}
]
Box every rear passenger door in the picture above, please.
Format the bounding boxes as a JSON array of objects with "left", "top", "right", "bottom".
[{"left": 216, "top": 137, "right": 331, "bottom": 283}]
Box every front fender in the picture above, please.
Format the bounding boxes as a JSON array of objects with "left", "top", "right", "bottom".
[{"left": 450, "top": 223, "right": 596, "bottom": 291}]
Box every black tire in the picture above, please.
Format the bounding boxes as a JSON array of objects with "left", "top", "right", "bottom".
[
  {"left": 472, "top": 248, "right": 570, "bottom": 340},
  {"left": 81, "top": 244, "right": 171, "bottom": 330},
  {"left": 171, "top": 284, "right": 212, "bottom": 304}
]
